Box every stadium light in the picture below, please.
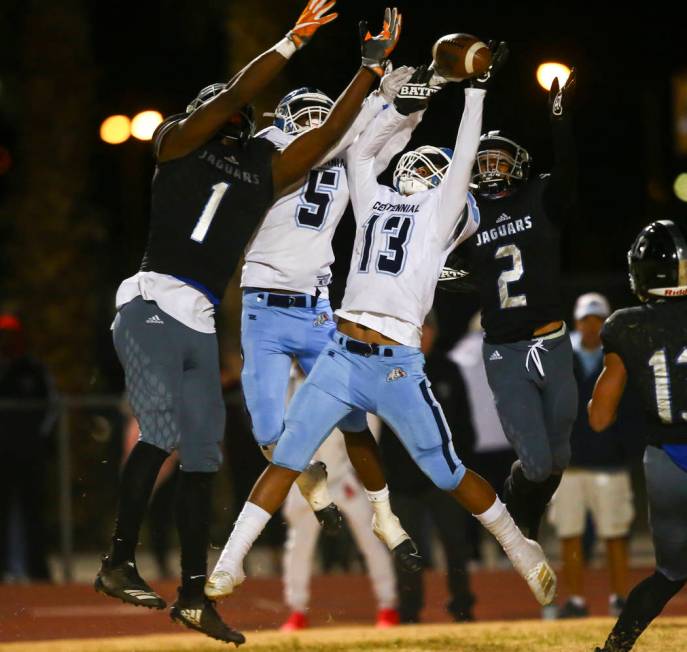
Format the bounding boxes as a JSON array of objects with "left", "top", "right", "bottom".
[
  {"left": 536, "top": 62, "right": 571, "bottom": 91},
  {"left": 674, "top": 173, "right": 687, "bottom": 202},
  {"left": 131, "top": 110, "right": 163, "bottom": 141},
  {"left": 100, "top": 115, "right": 131, "bottom": 145}
]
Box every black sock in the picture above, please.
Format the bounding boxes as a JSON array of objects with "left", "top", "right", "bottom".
[
  {"left": 175, "top": 470, "right": 214, "bottom": 601},
  {"left": 603, "top": 571, "right": 685, "bottom": 651},
  {"left": 110, "top": 441, "right": 169, "bottom": 565}
]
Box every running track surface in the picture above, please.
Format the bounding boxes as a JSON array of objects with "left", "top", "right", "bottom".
[{"left": 1, "top": 568, "right": 685, "bottom": 642}]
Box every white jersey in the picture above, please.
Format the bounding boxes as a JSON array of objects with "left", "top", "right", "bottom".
[
  {"left": 242, "top": 92, "right": 403, "bottom": 296},
  {"left": 337, "top": 88, "right": 485, "bottom": 346}
]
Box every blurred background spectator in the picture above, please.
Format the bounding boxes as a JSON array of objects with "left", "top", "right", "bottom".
[
  {"left": 0, "top": 310, "right": 58, "bottom": 582},
  {"left": 450, "top": 313, "right": 516, "bottom": 564},
  {"left": 547, "top": 293, "right": 644, "bottom": 618},
  {"left": 380, "top": 311, "right": 476, "bottom": 623}
]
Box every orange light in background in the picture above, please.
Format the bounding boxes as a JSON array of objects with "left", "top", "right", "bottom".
[
  {"left": 674, "top": 173, "right": 687, "bottom": 202},
  {"left": 100, "top": 115, "right": 131, "bottom": 144},
  {"left": 536, "top": 62, "right": 571, "bottom": 91},
  {"left": 131, "top": 110, "right": 163, "bottom": 141}
]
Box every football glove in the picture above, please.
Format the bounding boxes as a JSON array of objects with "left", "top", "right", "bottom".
[
  {"left": 360, "top": 7, "right": 403, "bottom": 77},
  {"left": 549, "top": 67, "right": 576, "bottom": 120},
  {"left": 380, "top": 64, "right": 416, "bottom": 103},
  {"left": 470, "top": 41, "right": 509, "bottom": 90},
  {"left": 393, "top": 65, "right": 441, "bottom": 116},
  {"left": 288, "top": 0, "right": 338, "bottom": 50}
]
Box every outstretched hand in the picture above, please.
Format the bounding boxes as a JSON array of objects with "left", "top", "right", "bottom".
[
  {"left": 360, "top": 7, "right": 403, "bottom": 77},
  {"left": 549, "top": 67, "right": 576, "bottom": 119},
  {"left": 471, "top": 41, "right": 509, "bottom": 90},
  {"left": 288, "top": 0, "right": 338, "bottom": 50},
  {"left": 394, "top": 65, "right": 442, "bottom": 116}
]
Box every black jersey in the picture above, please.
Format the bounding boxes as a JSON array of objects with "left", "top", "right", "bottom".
[
  {"left": 463, "top": 175, "right": 562, "bottom": 343},
  {"left": 140, "top": 120, "right": 276, "bottom": 302},
  {"left": 460, "top": 118, "right": 576, "bottom": 344},
  {"left": 602, "top": 301, "right": 687, "bottom": 445}
]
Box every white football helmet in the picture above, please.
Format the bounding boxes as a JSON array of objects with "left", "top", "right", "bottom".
[
  {"left": 271, "top": 87, "right": 334, "bottom": 135},
  {"left": 393, "top": 145, "right": 453, "bottom": 195}
]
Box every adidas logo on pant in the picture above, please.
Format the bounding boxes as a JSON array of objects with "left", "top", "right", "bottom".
[
  {"left": 145, "top": 315, "right": 164, "bottom": 325},
  {"left": 489, "top": 350, "right": 503, "bottom": 361}
]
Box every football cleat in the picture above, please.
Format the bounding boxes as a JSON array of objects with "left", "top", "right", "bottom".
[
  {"left": 372, "top": 513, "right": 422, "bottom": 573},
  {"left": 94, "top": 554, "right": 166, "bottom": 609},
  {"left": 204, "top": 566, "right": 246, "bottom": 601},
  {"left": 557, "top": 598, "right": 589, "bottom": 619},
  {"left": 505, "top": 538, "right": 557, "bottom": 606},
  {"left": 295, "top": 461, "right": 343, "bottom": 535},
  {"left": 170, "top": 595, "right": 245, "bottom": 646},
  {"left": 314, "top": 503, "right": 344, "bottom": 535}
]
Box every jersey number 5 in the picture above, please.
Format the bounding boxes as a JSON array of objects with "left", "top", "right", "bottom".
[
  {"left": 295, "top": 169, "right": 340, "bottom": 230},
  {"left": 191, "top": 182, "right": 231, "bottom": 243},
  {"left": 648, "top": 348, "right": 687, "bottom": 423},
  {"left": 495, "top": 244, "right": 527, "bottom": 309}
]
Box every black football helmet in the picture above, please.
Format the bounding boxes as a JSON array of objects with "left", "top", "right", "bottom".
[
  {"left": 628, "top": 219, "right": 687, "bottom": 301},
  {"left": 186, "top": 83, "right": 256, "bottom": 143},
  {"left": 471, "top": 131, "right": 530, "bottom": 198}
]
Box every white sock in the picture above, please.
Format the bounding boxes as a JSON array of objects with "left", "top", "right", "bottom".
[
  {"left": 474, "top": 497, "right": 525, "bottom": 554},
  {"left": 215, "top": 502, "right": 271, "bottom": 573},
  {"left": 365, "top": 486, "right": 394, "bottom": 520}
]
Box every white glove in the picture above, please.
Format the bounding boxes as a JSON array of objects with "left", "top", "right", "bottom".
[{"left": 380, "top": 64, "right": 416, "bottom": 103}]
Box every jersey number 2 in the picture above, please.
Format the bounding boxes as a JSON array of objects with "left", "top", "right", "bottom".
[
  {"left": 295, "top": 169, "right": 339, "bottom": 230},
  {"left": 191, "top": 182, "right": 231, "bottom": 243},
  {"left": 648, "top": 348, "right": 687, "bottom": 423},
  {"left": 496, "top": 244, "right": 527, "bottom": 309}
]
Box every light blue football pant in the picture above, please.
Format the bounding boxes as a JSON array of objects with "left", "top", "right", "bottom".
[
  {"left": 240, "top": 290, "right": 367, "bottom": 447},
  {"left": 273, "top": 333, "right": 467, "bottom": 491}
]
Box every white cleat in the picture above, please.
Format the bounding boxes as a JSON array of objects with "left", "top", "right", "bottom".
[
  {"left": 506, "top": 538, "right": 557, "bottom": 606},
  {"left": 204, "top": 567, "right": 246, "bottom": 601},
  {"left": 372, "top": 512, "right": 408, "bottom": 550}
]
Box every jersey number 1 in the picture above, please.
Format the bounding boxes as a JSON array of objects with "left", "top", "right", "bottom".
[
  {"left": 191, "top": 182, "right": 231, "bottom": 243},
  {"left": 648, "top": 348, "right": 687, "bottom": 423}
]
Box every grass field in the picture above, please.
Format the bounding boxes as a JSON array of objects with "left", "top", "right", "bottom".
[{"left": 1, "top": 619, "right": 685, "bottom": 652}]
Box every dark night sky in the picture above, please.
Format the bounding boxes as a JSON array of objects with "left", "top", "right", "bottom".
[{"left": 2, "top": 1, "right": 687, "bottom": 380}]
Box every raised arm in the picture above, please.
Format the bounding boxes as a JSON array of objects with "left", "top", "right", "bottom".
[
  {"left": 346, "top": 103, "right": 409, "bottom": 218},
  {"left": 433, "top": 87, "right": 486, "bottom": 243},
  {"left": 318, "top": 66, "right": 415, "bottom": 165},
  {"left": 542, "top": 69, "right": 577, "bottom": 223},
  {"left": 158, "top": 0, "right": 338, "bottom": 162},
  {"left": 272, "top": 7, "right": 402, "bottom": 196}
]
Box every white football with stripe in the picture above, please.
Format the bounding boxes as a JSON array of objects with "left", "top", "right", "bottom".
[{"left": 431, "top": 33, "right": 491, "bottom": 82}]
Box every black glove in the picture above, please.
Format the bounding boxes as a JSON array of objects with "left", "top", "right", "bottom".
[
  {"left": 437, "top": 251, "right": 478, "bottom": 293},
  {"left": 549, "top": 67, "right": 576, "bottom": 120},
  {"left": 470, "top": 40, "right": 509, "bottom": 90},
  {"left": 393, "top": 65, "right": 441, "bottom": 116}
]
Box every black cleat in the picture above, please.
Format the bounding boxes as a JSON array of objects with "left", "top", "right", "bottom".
[
  {"left": 170, "top": 595, "right": 245, "bottom": 646},
  {"left": 315, "top": 503, "right": 344, "bottom": 536},
  {"left": 94, "top": 554, "right": 166, "bottom": 609},
  {"left": 557, "top": 598, "right": 589, "bottom": 619},
  {"left": 392, "top": 539, "right": 423, "bottom": 573}
]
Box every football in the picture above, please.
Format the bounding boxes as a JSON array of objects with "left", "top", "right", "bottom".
[{"left": 431, "top": 33, "right": 491, "bottom": 81}]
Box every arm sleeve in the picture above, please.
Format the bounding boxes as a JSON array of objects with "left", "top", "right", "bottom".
[
  {"left": 433, "top": 88, "right": 486, "bottom": 244},
  {"left": 372, "top": 109, "right": 424, "bottom": 176},
  {"left": 542, "top": 117, "right": 577, "bottom": 224},
  {"left": 316, "top": 92, "right": 386, "bottom": 165},
  {"left": 346, "top": 104, "right": 409, "bottom": 222},
  {"left": 600, "top": 311, "right": 625, "bottom": 358}
]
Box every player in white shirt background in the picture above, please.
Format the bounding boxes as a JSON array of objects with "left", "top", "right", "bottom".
[
  {"left": 280, "top": 367, "right": 398, "bottom": 631},
  {"left": 206, "top": 47, "right": 558, "bottom": 609},
  {"left": 238, "top": 63, "right": 424, "bottom": 554}
]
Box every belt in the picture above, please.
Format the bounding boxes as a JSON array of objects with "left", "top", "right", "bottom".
[
  {"left": 337, "top": 335, "right": 394, "bottom": 357},
  {"left": 246, "top": 289, "right": 317, "bottom": 308}
]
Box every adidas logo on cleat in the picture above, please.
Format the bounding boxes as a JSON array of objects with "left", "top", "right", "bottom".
[
  {"left": 180, "top": 608, "right": 203, "bottom": 627},
  {"left": 145, "top": 315, "right": 164, "bottom": 325},
  {"left": 123, "top": 589, "right": 159, "bottom": 601},
  {"left": 489, "top": 350, "right": 503, "bottom": 361}
]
